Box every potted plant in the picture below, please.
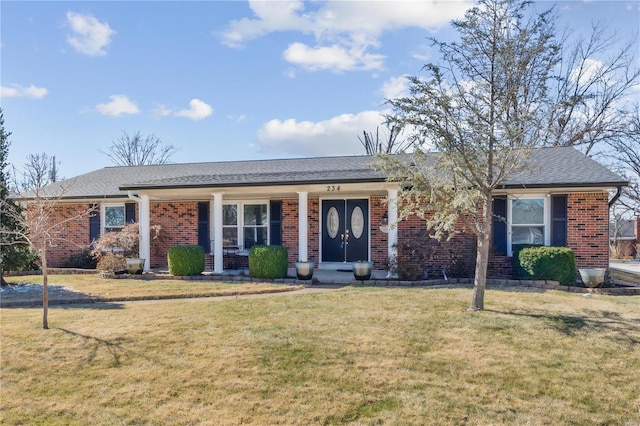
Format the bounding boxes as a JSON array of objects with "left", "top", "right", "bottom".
[
  {"left": 352, "top": 260, "right": 372, "bottom": 281},
  {"left": 295, "top": 260, "right": 314, "bottom": 280},
  {"left": 92, "top": 223, "right": 145, "bottom": 275}
]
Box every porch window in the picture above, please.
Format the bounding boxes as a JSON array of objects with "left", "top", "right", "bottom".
[
  {"left": 243, "top": 204, "right": 268, "bottom": 249},
  {"left": 222, "top": 204, "right": 238, "bottom": 247},
  {"left": 509, "top": 197, "right": 547, "bottom": 255},
  {"left": 222, "top": 202, "right": 269, "bottom": 249},
  {"left": 104, "top": 205, "right": 125, "bottom": 232}
]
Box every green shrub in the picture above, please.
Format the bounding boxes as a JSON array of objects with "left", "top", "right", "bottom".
[
  {"left": 167, "top": 245, "right": 205, "bottom": 276},
  {"left": 248, "top": 245, "right": 288, "bottom": 279},
  {"left": 1, "top": 244, "right": 40, "bottom": 272},
  {"left": 511, "top": 244, "right": 543, "bottom": 278},
  {"left": 517, "top": 246, "right": 576, "bottom": 286}
]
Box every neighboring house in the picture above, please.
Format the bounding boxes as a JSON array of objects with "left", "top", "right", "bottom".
[
  {"left": 610, "top": 218, "right": 640, "bottom": 259},
  {"left": 23, "top": 146, "right": 626, "bottom": 277}
]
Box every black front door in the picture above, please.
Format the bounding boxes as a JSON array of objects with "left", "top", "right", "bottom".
[{"left": 321, "top": 199, "right": 368, "bottom": 263}]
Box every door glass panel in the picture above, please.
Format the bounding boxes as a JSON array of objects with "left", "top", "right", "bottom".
[
  {"left": 351, "top": 206, "right": 364, "bottom": 239},
  {"left": 327, "top": 207, "right": 339, "bottom": 239}
]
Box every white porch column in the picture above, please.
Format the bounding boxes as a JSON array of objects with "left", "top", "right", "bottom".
[
  {"left": 387, "top": 188, "right": 399, "bottom": 277},
  {"left": 297, "top": 191, "right": 308, "bottom": 262},
  {"left": 139, "top": 195, "right": 151, "bottom": 272},
  {"left": 213, "top": 192, "right": 224, "bottom": 273}
]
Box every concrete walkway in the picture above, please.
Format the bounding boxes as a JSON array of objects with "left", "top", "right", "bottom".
[{"left": 610, "top": 261, "right": 640, "bottom": 275}]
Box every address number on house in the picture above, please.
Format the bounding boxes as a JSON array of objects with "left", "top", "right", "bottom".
[{"left": 327, "top": 185, "right": 341, "bottom": 192}]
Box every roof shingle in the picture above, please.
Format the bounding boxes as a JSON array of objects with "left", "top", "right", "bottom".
[{"left": 27, "top": 147, "right": 627, "bottom": 199}]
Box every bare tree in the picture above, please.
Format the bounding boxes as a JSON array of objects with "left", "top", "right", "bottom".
[
  {"left": 13, "top": 153, "right": 59, "bottom": 191},
  {"left": 2, "top": 166, "right": 95, "bottom": 329},
  {"left": 379, "top": 0, "right": 560, "bottom": 311},
  {"left": 608, "top": 105, "right": 640, "bottom": 216},
  {"left": 104, "top": 131, "right": 177, "bottom": 166},
  {"left": 359, "top": 125, "right": 408, "bottom": 155},
  {"left": 543, "top": 23, "right": 639, "bottom": 155}
]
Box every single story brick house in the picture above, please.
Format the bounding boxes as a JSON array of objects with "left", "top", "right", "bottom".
[
  {"left": 610, "top": 218, "right": 640, "bottom": 259},
  {"left": 29, "top": 146, "right": 626, "bottom": 278}
]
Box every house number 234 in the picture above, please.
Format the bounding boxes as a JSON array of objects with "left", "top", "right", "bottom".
[{"left": 327, "top": 185, "right": 341, "bottom": 192}]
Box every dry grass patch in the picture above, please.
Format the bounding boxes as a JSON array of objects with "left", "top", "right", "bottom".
[
  {"left": 3, "top": 274, "right": 299, "bottom": 302},
  {"left": 1, "top": 287, "right": 639, "bottom": 425}
]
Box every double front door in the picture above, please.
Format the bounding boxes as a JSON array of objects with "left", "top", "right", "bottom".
[{"left": 321, "top": 199, "right": 368, "bottom": 263}]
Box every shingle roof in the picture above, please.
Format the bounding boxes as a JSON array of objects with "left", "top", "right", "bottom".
[{"left": 26, "top": 147, "right": 626, "bottom": 199}]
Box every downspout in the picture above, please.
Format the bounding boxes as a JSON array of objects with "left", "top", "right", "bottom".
[
  {"left": 608, "top": 186, "right": 623, "bottom": 208},
  {"left": 127, "top": 191, "right": 151, "bottom": 271}
]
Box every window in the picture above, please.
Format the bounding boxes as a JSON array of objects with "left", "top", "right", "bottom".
[
  {"left": 223, "top": 204, "right": 238, "bottom": 247},
  {"left": 104, "top": 205, "right": 125, "bottom": 232},
  {"left": 509, "top": 197, "right": 547, "bottom": 255},
  {"left": 243, "top": 204, "right": 268, "bottom": 249},
  {"left": 222, "top": 202, "right": 269, "bottom": 249}
]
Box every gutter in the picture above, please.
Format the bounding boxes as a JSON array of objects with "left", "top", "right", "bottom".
[
  {"left": 127, "top": 190, "right": 141, "bottom": 204},
  {"left": 608, "top": 185, "right": 623, "bottom": 208}
]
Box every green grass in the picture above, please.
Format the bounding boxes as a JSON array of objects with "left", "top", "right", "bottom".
[
  {"left": 1, "top": 286, "right": 639, "bottom": 425},
  {"left": 3, "top": 274, "right": 299, "bottom": 302}
]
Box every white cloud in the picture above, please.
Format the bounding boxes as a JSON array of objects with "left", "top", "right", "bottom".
[
  {"left": 379, "top": 75, "right": 410, "bottom": 100},
  {"left": 0, "top": 84, "right": 48, "bottom": 99},
  {"left": 222, "top": 0, "right": 472, "bottom": 72},
  {"left": 175, "top": 99, "right": 214, "bottom": 121},
  {"left": 66, "top": 11, "right": 115, "bottom": 56},
  {"left": 283, "top": 42, "right": 384, "bottom": 72},
  {"left": 256, "top": 110, "right": 385, "bottom": 156},
  {"left": 570, "top": 58, "right": 605, "bottom": 85},
  {"left": 95, "top": 95, "right": 139, "bottom": 116}
]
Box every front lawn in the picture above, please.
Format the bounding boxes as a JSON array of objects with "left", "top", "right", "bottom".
[
  {"left": 1, "top": 287, "right": 638, "bottom": 424},
  {"left": 3, "top": 274, "right": 299, "bottom": 302}
]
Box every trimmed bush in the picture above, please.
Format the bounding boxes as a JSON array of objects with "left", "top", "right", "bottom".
[
  {"left": 517, "top": 246, "right": 576, "bottom": 286},
  {"left": 167, "top": 245, "right": 205, "bottom": 276},
  {"left": 248, "top": 245, "right": 288, "bottom": 279},
  {"left": 511, "top": 244, "right": 543, "bottom": 278}
]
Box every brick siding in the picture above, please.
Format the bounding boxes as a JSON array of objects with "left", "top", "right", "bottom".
[
  {"left": 567, "top": 192, "right": 610, "bottom": 270},
  {"left": 31, "top": 203, "right": 93, "bottom": 267},
  {"left": 41, "top": 192, "right": 613, "bottom": 277},
  {"left": 149, "top": 201, "right": 199, "bottom": 268}
]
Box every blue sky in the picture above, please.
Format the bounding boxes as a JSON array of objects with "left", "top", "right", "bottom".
[{"left": 2, "top": 0, "right": 638, "bottom": 178}]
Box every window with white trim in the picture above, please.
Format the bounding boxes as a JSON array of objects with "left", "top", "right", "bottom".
[
  {"left": 222, "top": 204, "right": 238, "bottom": 247},
  {"left": 243, "top": 204, "right": 268, "bottom": 249},
  {"left": 222, "top": 202, "right": 269, "bottom": 249},
  {"left": 508, "top": 196, "right": 549, "bottom": 256},
  {"left": 104, "top": 205, "right": 125, "bottom": 233}
]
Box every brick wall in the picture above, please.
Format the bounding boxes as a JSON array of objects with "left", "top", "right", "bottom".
[
  {"left": 567, "top": 192, "right": 610, "bottom": 270},
  {"left": 396, "top": 214, "right": 477, "bottom": 279},
  {"left": 32, "top": 203, "right": 93, "bottom": 267},
  {"left": 281, "top": 198, "right": 298, "bottom": 266},
  {"left": 40, "top": 191, "right": 614, "bottom": 275},
  {"left": 149, "top": 201, "right": 199, "bottom": 268},
  {"left": 308, "top": 197, "right": 320, "bottom": 265},
  {"left": 370, "top": 196, "right": 388, "bottom": 268}
]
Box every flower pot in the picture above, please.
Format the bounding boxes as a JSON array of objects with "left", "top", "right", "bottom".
[
  {"left": 126, "top": 258, "right": 145, "bottom": 275},
  {"left": 352, "top": 261, "right": 372, "bottom": 281},
  {"left": 579, "top": 268, "right": 605, "bottom": 288},
  {"left": 295, "top": 261, "right": 314, "bottom": 280}
]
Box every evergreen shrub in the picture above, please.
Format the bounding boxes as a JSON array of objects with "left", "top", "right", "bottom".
[
  {"left": 168, "top": 245, "right": 205, "bottom": 276},
  {"left": 248, "top": 245, "right": 288, "bottom": 279},
  {"left": 517, "top": 246, "right": 576, "bottom": 286}
]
